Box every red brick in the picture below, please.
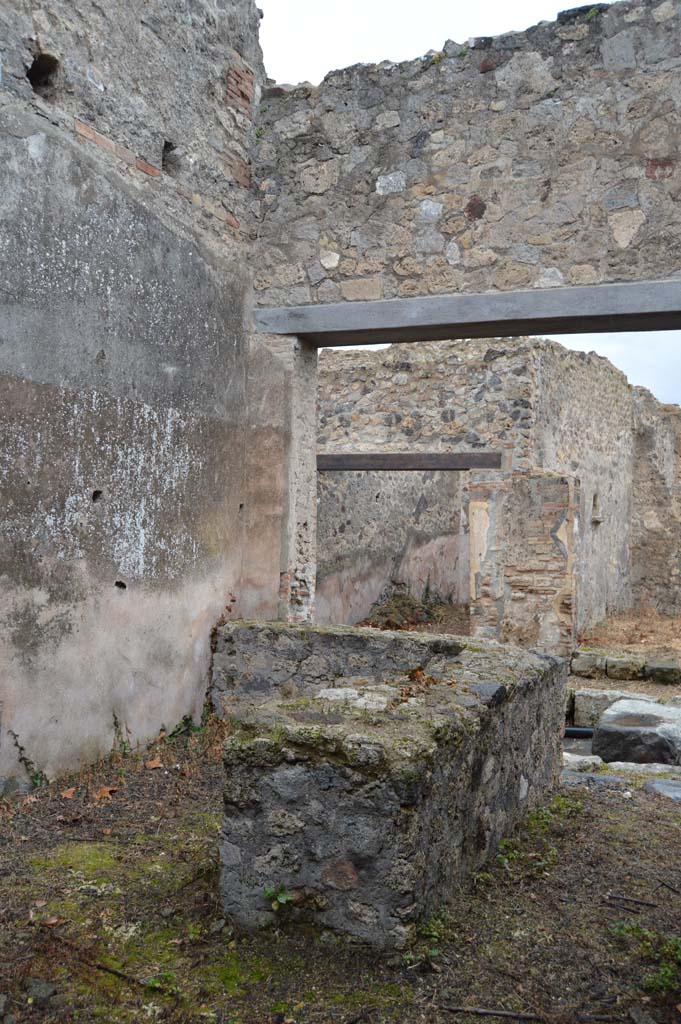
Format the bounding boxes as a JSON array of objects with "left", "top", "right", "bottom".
[
  {"left": 74, "top": 118, "right": 98, "bottom": 142},
  {"left": 74, "top": 118, "right": 116, "bottom": 155},
  {"left": 115, "top": 143, "right": 136, "bottom": 166},
  {"left": 135, "top": 157, "right": 161, "bottom": 178},
  {"left": 645, "top": 157, "right": 675, "bottom": 180}
]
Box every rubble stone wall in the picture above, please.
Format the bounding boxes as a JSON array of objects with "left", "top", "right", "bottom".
[
  {"left": 469, "top": 471, "right": 578, "bottom": 654},
  {"left": 631, "top": 389, "right": 681, "bottom": 614},
  {"left": 214, "top": 621, "right": 566, "bottom": 948},
  {"left": 317, "top": 339, "right": 635, "bottom": 649},
  {"left": 254, "top": 0, "right": 681, "bottom": 309},
  {"left": 315, "top": 469, "right": 468, "bottom": 624},
  {"left": 316, "top": 340, "right": 537, "bottom": 625},
  {"left": 533, "top": 344, "right": 636, "bottom": 631}
]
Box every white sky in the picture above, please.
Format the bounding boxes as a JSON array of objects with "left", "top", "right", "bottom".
[{"left": 258, "top": 0, "right": 681, "bottom": 405}]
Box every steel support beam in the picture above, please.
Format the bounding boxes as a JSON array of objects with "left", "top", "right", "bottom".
[
  {"left": 255, "top": 279, "right": 681, "bottom": 347},
  {"left": 317, "top": 452, "right": 502, "bottom": 472}
]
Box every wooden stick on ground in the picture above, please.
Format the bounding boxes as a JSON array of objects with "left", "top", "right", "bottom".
[
  {"left": 606, "top": 894, "right": 659, "bottom": 908},
  {"left": 437, "top": 1007, "right": 541, "bottom": 1021},
  {"left": 48, "top": 934, "right": 166, "bottom": 993}
]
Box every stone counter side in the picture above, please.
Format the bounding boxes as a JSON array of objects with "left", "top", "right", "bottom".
[{"left": 213, "top": 621, "right": 566, "bottom": 949}]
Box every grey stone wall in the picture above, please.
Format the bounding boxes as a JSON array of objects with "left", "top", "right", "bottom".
[
  {"left": 533, "top": 343, "right": 635, "bottom": 631},
  {"left": 214, "top": 621, "right": 566, "bottom": 948},
  {"left": 253, "top": 0, "right": 681, "bottom": 309},
  {"left": 631, "top": 389, "right": 681, "bottom": 614},
  {"left": 317, "top": 338, "right": 638, "bottom": 643},
  {"left": 316, "top": 469, "right": 468, "bottom": 625},
  {"left": 318, "top": 341, "right": 536, "bottom": 466},
  {"left": 316, "top": 340, "right": 534, "bottom": 625},
  {"left": 0, "top": 1, "right": 289, "bottom": 785}
]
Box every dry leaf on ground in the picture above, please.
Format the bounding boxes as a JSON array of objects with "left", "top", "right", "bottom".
[{"left": 92, "top": 785, "right": 118, "bottom": 801}]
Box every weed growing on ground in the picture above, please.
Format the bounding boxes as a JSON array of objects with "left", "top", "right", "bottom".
[{"left": 613, "top": 921, "right": 681, "bottom": 997}]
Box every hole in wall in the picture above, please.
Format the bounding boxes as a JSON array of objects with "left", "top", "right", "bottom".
[
  {"left": 92, "top": 490, "right": 103, "bottom": 503},
  {"left": 114, "top": 580, "right": 127, "bottom": 590},
  {"left": 591, "top": 493, "right": 603, "bottom": 525},
  {"left": 238, "top": 502, "right": 244, "bottom": 512},
  {"left": 162, "top": 140, "right": 182, "bottom": 175},
  {"left": 27, "top": 53, "right": 60, "bottom": 98}
]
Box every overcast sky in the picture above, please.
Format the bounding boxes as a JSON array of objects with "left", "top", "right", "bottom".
[{"left": 258, "top": 0, "right": 681, "bottom": 405}]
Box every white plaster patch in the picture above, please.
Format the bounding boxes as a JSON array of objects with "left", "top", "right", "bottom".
[
  {"left": 609, "top": 208, "right": 645, "bottom": 249},
  {"left": 375, "top": 171, "right": 406, "bottom": 195},
  {"left": 87, "top": 65, "right": 105, "bottom": 91},
  {"left": 26, "top": 133, "right": 46, "bottom": 162},
  {"left": 316, "top": 687, "right": 391, "bottom": 711},
  {"left": 374, "top": 110, "right": 400, "bottom": 130},
  {"left": 320, "top": 250, "right": 340, "bottom": 270},
  {"left": 653, "top": 0, "right": 676, "bottom": 21},
  {"left": 535, "top": 267, "right": 565, "bottom": 288}
]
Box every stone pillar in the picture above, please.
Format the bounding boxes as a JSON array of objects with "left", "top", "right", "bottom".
[
  {"left": 469, "top": 470, "right": 577, "bottom": 656},
  {"left": 266, "top": 335, "right": 318, "bottom": 623}
]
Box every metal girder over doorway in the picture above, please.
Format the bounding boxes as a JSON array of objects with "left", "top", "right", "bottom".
[
  {"left": 255, "top": 279, "right": 681, "bottom": 347},
  {"left": 317, "top": 452, "right": 502, "bottom": 471}
]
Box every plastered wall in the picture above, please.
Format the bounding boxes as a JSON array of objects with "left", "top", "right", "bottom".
[{"left": 0, "top": 0, "right": 289, "bottom": 785}]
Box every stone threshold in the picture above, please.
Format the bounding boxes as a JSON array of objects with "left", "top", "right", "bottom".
[{"left": 571, "top": 650, "right": 681, "bottom": 684}]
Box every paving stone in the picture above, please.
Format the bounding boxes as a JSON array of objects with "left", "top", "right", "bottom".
[
  {"left": 562, "top": 751, "right": 603, "bottom": 770},
  {"left": 607, "top": 761, "right": 681, "bottom": 777},
  {"left": 573, "top": 688, "right": 655, "bottom": 727},
  {"left": 593, "top": 699, "right": 681, "bottom": 765},
  {"left": 561, "top": 769, "right": 631, "bottom": 789},
  {"left": 571, "top": 653, "right": 607, "bottom": 679},
  {"left": 606, "top": 657, "right": 646, "bottom": 681},
  {"left": 643, "top": 778, "right": 681, "bottom": 802},
  {"left": 646, "top": 662, "right": 681, "bottom": 686}
]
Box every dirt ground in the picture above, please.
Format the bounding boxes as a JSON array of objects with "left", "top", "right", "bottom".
[
  {"left": 579, "top": 610, "right": 681, "bottom": 661},
  {"left": 2, "top": 719, "right": 681, "bottom": 1024},
  {"left": 360, "top": 594, "right": 470, "bottom": 636}
]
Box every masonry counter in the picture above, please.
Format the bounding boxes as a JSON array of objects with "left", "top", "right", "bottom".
[{"left": 211, "top": 621, "right": 566, "bottom": 949}]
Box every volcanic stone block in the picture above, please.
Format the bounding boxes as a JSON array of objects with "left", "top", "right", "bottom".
[
  {"left": 646, "top": 662, "right": 681, "bottom": 686},
  {"left": 644, "top": 779, "right": 681, "bottom": 802},
  {"left": 606, "top": 657, "right": 646, "bottom": 681},
  {"left": 593, "top": 699, "right": 681, "bottom": 765},
  {"left": 573, "top": 688, "right": 654, "bottom": 728},
  {"left": 216, "top": 621, "right": 566, "bottom": 949},
  {"left": 571, "top": 652, "right": 607, "bottom": 679}
]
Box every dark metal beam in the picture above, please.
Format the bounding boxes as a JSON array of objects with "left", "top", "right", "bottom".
[
  {"left": 317, "top": 452, "right": 502, "bottom": 472},
  {"left": 255, "top": 279, "right": 681, "bottom": 347}
]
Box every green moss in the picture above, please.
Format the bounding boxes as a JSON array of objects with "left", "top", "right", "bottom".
[
  {"left": 198, "top": 952, "right": 268, "bottom": 997},
  {"left": 31, "top": 842, "right": 121, "bottom": 879}
]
